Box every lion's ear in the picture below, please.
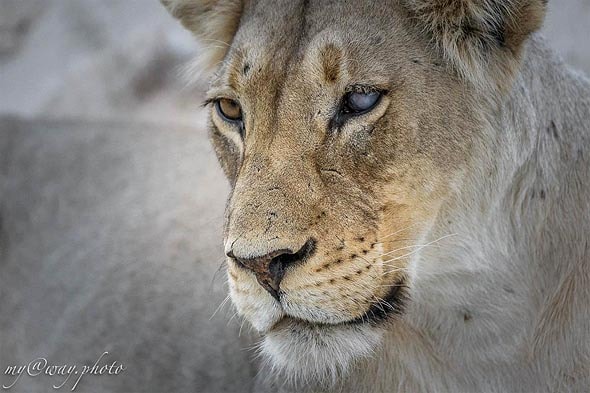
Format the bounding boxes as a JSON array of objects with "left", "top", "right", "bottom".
[
  {"left": 161, "top": 0, "right": 243, "bottom": 71},
  {"left": 403, "top": 0, "right": 547, "bottom": 90}
]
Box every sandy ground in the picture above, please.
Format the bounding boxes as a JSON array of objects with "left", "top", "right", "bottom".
[{"left": 0, "top": 1, "right": 589, "bottom": 392}]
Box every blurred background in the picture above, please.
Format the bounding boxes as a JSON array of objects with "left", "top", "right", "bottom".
[{"left": 0, "top": 1, "right": 589, "bottom": 392}]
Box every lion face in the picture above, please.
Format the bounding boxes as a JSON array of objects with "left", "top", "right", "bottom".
[
  {"left": 209, "top": 0, "right": 479, "bottom": 365},
  {"left": 162, "top": 0, "right": 546, "bottom": 385}
]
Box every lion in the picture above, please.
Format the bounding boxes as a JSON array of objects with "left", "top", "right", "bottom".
[{"left": 161, "top": 0, "right": 590, "bottom": 391}]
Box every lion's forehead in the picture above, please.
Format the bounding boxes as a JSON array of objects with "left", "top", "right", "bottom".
[{"left": 211, "top": 0, "right": 419, "bottom": 97}]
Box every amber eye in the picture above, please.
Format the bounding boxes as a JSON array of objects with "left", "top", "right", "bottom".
[{"left": 216, "top": 98, "right": 243, "bottom": 122}]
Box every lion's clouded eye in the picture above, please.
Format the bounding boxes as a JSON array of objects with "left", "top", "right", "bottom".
[
  {"left": 330, "top": 88, "right": 383, "bottom": 130},
  {"left": 342, "top": 90, "right": 381, "bottom": 115},
  {"left": 216, "top": 98, "right": 243, "bottom": 122}
]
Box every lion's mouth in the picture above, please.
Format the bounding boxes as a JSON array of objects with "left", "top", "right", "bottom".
[
  {"left": 270, "top": 276, "right": 407, "bottom": 332},
  {"left": 349, "top": 275, "right": 407, "bottom": 324}
]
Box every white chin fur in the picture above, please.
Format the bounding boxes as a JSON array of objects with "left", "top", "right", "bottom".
[
  {"left": 259, "top": 318, "right": 383, "bottom": 388},
  {"left": 229, "top": 285, "right": 284, "bottom": 332}
]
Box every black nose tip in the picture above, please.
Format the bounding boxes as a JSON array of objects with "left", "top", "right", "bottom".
[{"left": 227, "top": 239, "right": 315, "bottom": 300}]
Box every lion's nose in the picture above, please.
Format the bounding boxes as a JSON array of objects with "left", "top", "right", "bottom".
[{"left": 226, "top": 239, "right": 315, "bottom": 300}]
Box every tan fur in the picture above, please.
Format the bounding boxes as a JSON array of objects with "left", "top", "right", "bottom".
[
  {"left": 163, "top": 1, "right": 590, "bottom": 392},
  {"left": 402, "top": 0, "right": 547, "bottom": 90}
]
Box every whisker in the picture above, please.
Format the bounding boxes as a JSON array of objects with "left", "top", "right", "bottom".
[
  {"left": 210, "top": 257, "right": 227, "bottom": 287},
  {"left": 381, "top": 234, "right": 457, "bottom": 272},
  {"left": 198, "top": 38, "right": 232, "bottom": 47},
  {"left": 375, "top": 243, "right": 437, "bottom": 259},
  {"left": 373, "top": 237, "right": 417, "bottom": 244},
  {"left": 378, "top": 282, "right": 408, "bottom": 288},
  {"left": 238, "top": 317, "right": 247, "bottom": 337},
  {"left": 380, "top": 266, "right": 408, "bottom": 275},
  {"left": 379, "top": 223, "right": 421, "bottom": 240},
  {"left": 210, "top": 294, "right": 231, "bottom": 320},
  {"left": 227, "top": 310, "right": 240, "bottom": 326},
  {"left": 245, "top": 338, "right": 265, "bottom": 354}
]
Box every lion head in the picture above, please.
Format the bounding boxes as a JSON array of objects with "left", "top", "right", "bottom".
[{"left": 162, "top": 0, "right": 546, "bottom": 387}]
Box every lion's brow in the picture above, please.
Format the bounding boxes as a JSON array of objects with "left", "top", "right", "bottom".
[
  {"left": 226, "top": 48, "right": 252, "bottom": 91},
  {"left": 318, "top": 43, "right": 344, "bottom": 84}
]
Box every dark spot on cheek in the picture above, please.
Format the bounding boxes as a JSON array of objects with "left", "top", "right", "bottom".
[
  {"left": 370, "top": 35, "right": 384, "bottom": 45},
  {"left": 531, "top": 189, "right": 546, "bottom": 200},
  {"left": 242, "top": 62, "right": 251, "bottom": 76},
  {"left": 547, "top": 120, "right": 559, "bottom": 140},
  {"left": 463, "top": 312, "right": 472, "bottom": 322}
]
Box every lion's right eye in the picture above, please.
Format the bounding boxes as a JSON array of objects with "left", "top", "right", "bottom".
[
  {"left": 342, "top": 90, "right": 381, "bottom": 115},
  {"left": 216, "top": 98, "right": 243, "bottom": 122}
]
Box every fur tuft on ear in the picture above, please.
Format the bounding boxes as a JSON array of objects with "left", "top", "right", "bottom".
[
  {"left": 403, "top": 0, "right": 547, "bottom": 91},
  {"left": 161, "top": 0, "right": 244, "bottom": 72}
]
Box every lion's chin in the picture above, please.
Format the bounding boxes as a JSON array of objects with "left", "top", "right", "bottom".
[{"left": 258, "top": 317, "right": 383, "bottom": 388}]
